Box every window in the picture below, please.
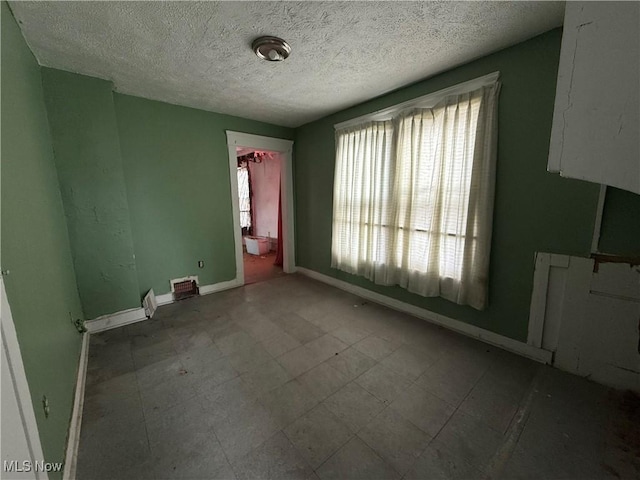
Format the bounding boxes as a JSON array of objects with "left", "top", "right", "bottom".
[
  {"left": 237, "top": 165, "right": 251, "bottom": 232},
  {"left": 331, "top": 74, "right": 500, "bottom": 310}
]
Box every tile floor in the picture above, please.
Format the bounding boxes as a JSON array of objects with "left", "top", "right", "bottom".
[{"left": 78, "top": 274, "right": 638, "bottom": 479}]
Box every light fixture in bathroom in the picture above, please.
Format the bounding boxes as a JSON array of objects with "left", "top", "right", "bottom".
[{"left": 252, "top": 36, "right": 291, "bottom": 62}]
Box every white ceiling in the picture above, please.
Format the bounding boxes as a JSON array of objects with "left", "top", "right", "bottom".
[{"left": 10, "top": 1, "right": 564, "bottom": 128}]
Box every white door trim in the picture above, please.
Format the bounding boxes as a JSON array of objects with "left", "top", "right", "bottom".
[
  {"left": 527, "top": 252, "right": 571, "bottom": 349},
  {"left": 226, "top": 131, "right": 296, "bottom": 285},
  {"left": 1, "top": 276, "right": 49, "bottom": 479}
]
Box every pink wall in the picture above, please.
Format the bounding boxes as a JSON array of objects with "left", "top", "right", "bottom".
[{"left": 248, "top": 153, "right": 280, "bottom": 242}]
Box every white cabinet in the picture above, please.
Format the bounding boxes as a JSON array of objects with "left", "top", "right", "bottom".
[{"left": 548, "top": 2, "right": 640, "bottom": 194}]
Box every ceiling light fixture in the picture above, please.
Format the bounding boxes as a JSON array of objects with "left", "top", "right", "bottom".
[{"left": 252, "top": 36, "right": 291, "bottom": 62}]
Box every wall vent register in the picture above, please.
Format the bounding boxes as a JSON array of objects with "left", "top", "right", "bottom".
[{"left": 173, "top": 280, "right": 199, "bottom": 300}]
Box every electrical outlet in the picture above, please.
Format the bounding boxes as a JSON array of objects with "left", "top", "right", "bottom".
[
  {"left": 42, "top": 395, "right": 50, "bottom": 418},
  {"left": 198, "top": 261, "right": 204, "bottom": 268}
]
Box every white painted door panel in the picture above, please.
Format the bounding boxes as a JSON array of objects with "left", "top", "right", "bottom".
[
  {"left": 1, "top": 277, "right": 47, "bottom": 479},
  {"left": 531, "top": 254, "right": 640, "bottom": 391},
  {"left": 548, "top": 2, "right": 640, "bottom": 194},
  {"left": 1, "top": 340, "right": 37, "bottom": 480}
]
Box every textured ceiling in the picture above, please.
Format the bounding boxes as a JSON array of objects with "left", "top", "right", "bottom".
[{"left": 10, "top": 1, "right": 564, "bottom": 127}]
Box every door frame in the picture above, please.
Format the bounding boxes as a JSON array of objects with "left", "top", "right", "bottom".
[
  {"left": 226, "top": 131, "right": 296, "bottom": 285},
  {"left": 1, "top": 276, "right": 48, "bottom": 479}
]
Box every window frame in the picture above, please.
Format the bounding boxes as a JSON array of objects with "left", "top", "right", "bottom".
[
  {"left": 334, "top": 71, "right": 499, "bottom": 130},
  {"left": 331, "top": 73, "right": 500, "bottom": 309}
]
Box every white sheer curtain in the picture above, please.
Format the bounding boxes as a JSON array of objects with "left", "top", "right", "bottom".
[
  {"left": 331, "top": 82, "right": 500, "bottom": 310},
  {"left": 332, "top": 121, "right": 394, "bottom": 279}
]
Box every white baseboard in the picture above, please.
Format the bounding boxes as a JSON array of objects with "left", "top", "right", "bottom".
[
  {"left": 155, "top": 292, "right": 174, "bottom": 306},
  {"left": 157, "top": 277, "right": 243, "bottom": 304},
  {"left": 85, "top": 307, "right": 147, "bottom": 334},
  {"left": 295, "top": 267, "right": 552, "bottom": 364},
  {"left": 63, "top": 332, "right": 89, "bottom": 480},
  {"left": 86, "top": 278, "right": 243, "bottom": 334},
  {"left": 199, "top": 277, "right": 243, "bottom": 295}
]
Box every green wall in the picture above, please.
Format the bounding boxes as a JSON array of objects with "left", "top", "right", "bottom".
[
  {"left": 294, "top": 29, "right": 601, "bottom": 342},
  {"left": 1, "top": 3, "right": 83, "bottom": 474},
  {"left": 599, "top": 187, "right": 640, "bottom": 256},
  {"left": 42, "top": 69, "right": 140, "bottom": 319},
  {"left": 114, "top": 94, "right": 293, "bottom": 297},
  {"left": 3, "top": 5, "right": 633, "bottom": 474},
  {"left": 39, "top": 70, "right": 292, "bottom": 316}
]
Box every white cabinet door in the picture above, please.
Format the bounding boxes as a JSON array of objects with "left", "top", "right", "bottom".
[{"left": 548, "top": 2, "right": 640, "bottom": 194}]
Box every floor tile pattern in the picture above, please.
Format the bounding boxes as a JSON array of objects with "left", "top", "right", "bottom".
[{"left": 78, "top": 274, "right": 636, "bottom": 479}]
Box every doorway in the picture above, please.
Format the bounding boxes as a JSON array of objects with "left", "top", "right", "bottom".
[
  {"left": 226, "top": 132, "right": 295, "bottom": 286},
  {"left": 237, "top": 148, "right": 282, "bottom": 284}
]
